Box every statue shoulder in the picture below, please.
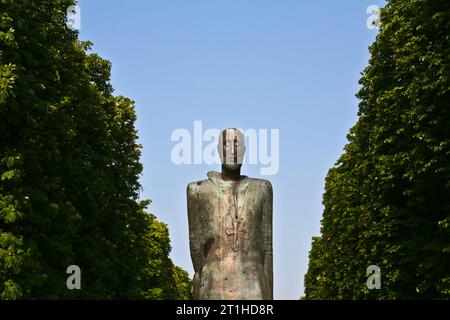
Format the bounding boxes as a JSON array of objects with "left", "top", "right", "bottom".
[
  {"left": 187, "top": 179, "right": 211, "bottom": 196},
  {"left": 247, "top": 177, "right": 272, "bottom": 194},
  {"left": 248, "top": 177, "right": 272, "bottom": 187}
]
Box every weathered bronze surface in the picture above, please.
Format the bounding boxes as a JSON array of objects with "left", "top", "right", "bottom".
[{"left": 187, "top": 128, "right": 273, "bottom": 300}]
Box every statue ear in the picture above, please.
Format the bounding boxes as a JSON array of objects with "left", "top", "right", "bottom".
[{"left": 218, "top": 143, "right": 223, "bottom": 161}]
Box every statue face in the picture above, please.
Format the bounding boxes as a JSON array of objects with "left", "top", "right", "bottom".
[{"left": 218, "top": 128, "right": 246, "bottom": 170}]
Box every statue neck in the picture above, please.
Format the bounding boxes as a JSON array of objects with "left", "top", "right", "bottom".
[{"left": 221, "top": 165, "right": 241, "bottom": 181}]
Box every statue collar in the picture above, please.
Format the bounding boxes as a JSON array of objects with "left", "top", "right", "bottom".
[{"left": 207, "top": 171, "right": 249, "bottom": 189}]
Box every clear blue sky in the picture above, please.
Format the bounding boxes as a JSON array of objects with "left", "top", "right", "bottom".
[{"left": 78, "top": 0, "right": 384, "bottom": 299}]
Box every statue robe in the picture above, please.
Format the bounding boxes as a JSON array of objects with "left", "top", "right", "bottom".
[{"left": 187, "top": 171, "right": 273, "bottom": 300}]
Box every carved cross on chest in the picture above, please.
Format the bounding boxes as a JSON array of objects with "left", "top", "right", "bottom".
[{"left": 225, "top": 193, "right": 247, "bottom": 252}]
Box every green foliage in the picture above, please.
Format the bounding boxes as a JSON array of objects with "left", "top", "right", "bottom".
[
  {"left": 0, "top": 0, "right": 191, "bottom": 299},
  {"left": 304, "top": 0, "right": 450, "bottom": 299},
  {"left": 139, "top": 214, "right": 192, "bottom": 300}
]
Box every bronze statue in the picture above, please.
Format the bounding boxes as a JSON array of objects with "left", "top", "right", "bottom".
[{"left": 187, "top": 128, "right": 273, "bottom": 300}]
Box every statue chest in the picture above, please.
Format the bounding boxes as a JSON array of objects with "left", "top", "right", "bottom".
[{"left": 199, "top": 186, "right": 264, "bottom": 254}]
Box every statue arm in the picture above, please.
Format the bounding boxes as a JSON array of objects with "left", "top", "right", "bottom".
[
  {"left": 263, "top": 181, "right": 274, "bottom": 299},
  {"left": 187, "top": 183, "right": 203, "bottom": 299},
  {"left": 262, "top": 180, "right": 273, "bottom": 299}
]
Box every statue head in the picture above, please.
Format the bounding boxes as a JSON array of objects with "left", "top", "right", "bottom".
[{"left": 218, "top": 128, "right": 246, "bottom": 171}]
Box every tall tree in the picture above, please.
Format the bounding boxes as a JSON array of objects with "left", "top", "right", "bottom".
[
  {"left": 304, "top": 0, "right": 450, "bottom": 299},
  {"left": 0, "top": 0, "right": 190, "bottom": 299}
]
